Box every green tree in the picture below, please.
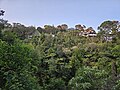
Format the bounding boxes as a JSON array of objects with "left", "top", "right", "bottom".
[
  {"left": 0, "top": 37, "right": 40, "bottom": 90},
  {"left": 98, "top": 20, "right": 120, "bottom": 42},
  {"left": 0, "top": 9, "right": 5, "bottom": 16},
  {"left": 68, "top": 67, "right": 108, "bottom": 90}
]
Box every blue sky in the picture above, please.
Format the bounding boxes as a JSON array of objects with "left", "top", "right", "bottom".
[{"left": 0, "top": 0, "right": 120, "bottom": 30}]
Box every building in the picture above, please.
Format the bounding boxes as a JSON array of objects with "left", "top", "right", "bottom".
[{"left": 79, "top": 27, "right": 97, "bottom": 37}]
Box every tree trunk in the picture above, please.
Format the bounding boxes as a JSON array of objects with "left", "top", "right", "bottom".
[{"left": 111, "top": 60, "right": 117, "bottom": 79}]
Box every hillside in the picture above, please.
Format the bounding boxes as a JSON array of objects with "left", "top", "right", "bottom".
[{"left": 1, "top": 9, "right": 120, "bottom": 90}]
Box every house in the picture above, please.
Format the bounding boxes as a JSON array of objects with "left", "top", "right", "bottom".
[
  {"left": 104, "top": 36, "right": 113, "bottom": 41},
  {"left": 79, "top": 27, "right": 97, "bottom": 37}
]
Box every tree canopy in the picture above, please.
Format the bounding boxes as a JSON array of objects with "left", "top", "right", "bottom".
[{"left": 1, "top": 10, "right": 120, "bottom": 90}]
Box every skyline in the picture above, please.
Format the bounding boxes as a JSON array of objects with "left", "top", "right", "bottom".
[{"left": 0, "top": 0, "right": 120, "bottom": 30}]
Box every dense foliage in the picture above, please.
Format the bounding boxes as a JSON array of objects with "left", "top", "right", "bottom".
[{"left": 1, "top": 11, "right": 120, "bottom": 89}]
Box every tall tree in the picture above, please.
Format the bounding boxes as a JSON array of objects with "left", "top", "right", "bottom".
[
  {"left": 0, "top": 9, "right": 5, "bottom": 16},
  {"left": 98, "top": 20, "right": 120, "bottom": 36},
  {"left": 61, "top": 24, "right": 68, "bottom": 30},
  {"left": 75, "top": 24, "right": 84, "bottom": 30}
]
